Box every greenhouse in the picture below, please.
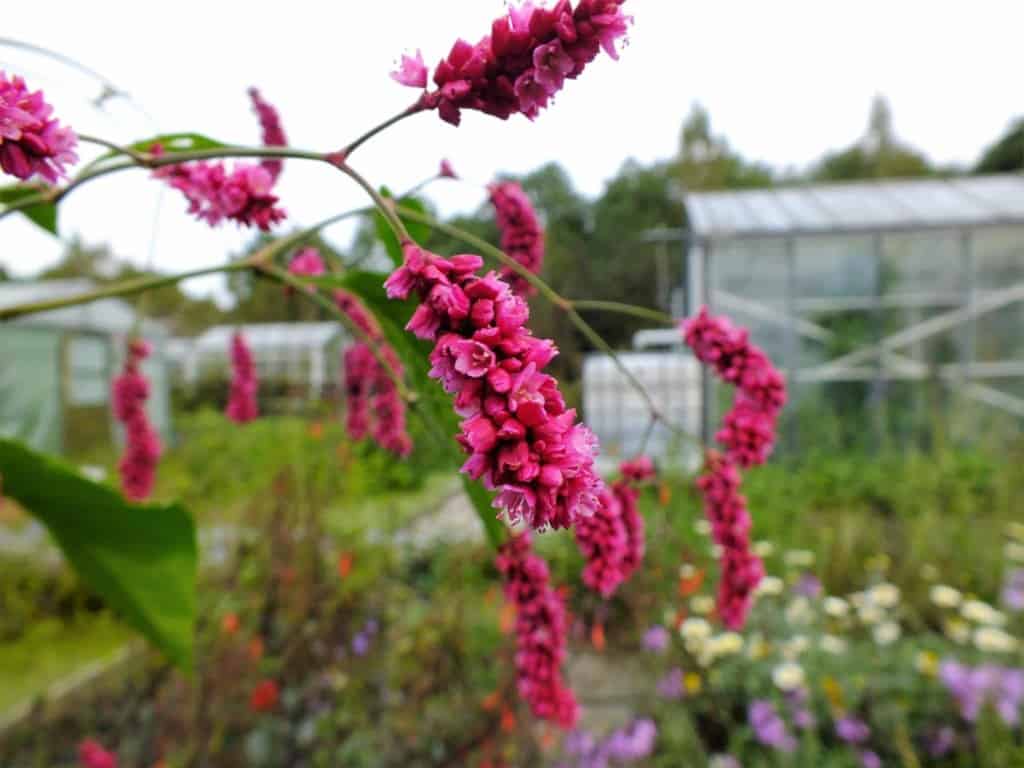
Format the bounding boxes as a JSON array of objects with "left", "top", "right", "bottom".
[
  {"left": 181, "top": 323, "right": 348, "bottom": 407},
  {"left": 683, "top": 173, "right": 1024, "bottom": 450},
  {"left": 0, "top": 279, "right": 172, "bottom": 455}
]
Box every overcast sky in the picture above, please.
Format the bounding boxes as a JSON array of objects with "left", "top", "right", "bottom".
[{"left": 2, "top": 1, "right": 1021, "bottom": 301}]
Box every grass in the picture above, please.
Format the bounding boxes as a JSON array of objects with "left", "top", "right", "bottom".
[{"left": 0, "top": 613, "right": 133, "bottom": 715}]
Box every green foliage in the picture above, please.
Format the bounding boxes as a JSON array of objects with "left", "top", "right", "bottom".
[
  {"left": 0, "top": 184, "right": 58, "bottom": 235},
  {"left": 975, "top": 117, "right": 1024, "bottom": 173},
  {"left": 0, "top": 439, "right": 197, "bottom": 669},
  {"left": 373, "top": 189, "right": 432, "bottom": 267}
]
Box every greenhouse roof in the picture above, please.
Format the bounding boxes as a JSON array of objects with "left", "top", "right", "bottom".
[
  {"left": 194, "top": 323, "right": 345, "bottom": 353},
  {"left": 685, "top": 173, "right": 1024, "bottom": 239},
  {"left": 0, "top": 279, "right": 166, "bottom": 336}
]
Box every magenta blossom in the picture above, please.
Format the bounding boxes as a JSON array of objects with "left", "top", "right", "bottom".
[
  {"left": 288, "top": 247, "right": 325, "bottom": 282},
  {"left": 422, "top": 0, "right": 631, "bottom": 125},
  {"left": 153, "top": 156, "right": 286, "bottom": 231},
  {"left": 391, "top": 49, "right": 428, "bottom": 88},
  {"left": 489, "top": 181, "right": 545, "bottom": 296},
  {"left": 0, "top": 71, "right": 77, "bottom": 182},
  {"left": 226, "top": 332, "right": 259, "bottom": 423},
  {"left": 696, "top": 452, "right": 764, "bottom": 629},
  {"left": 78, "top": 739, "right": 117, "bottom": 768},
  {"left": 248, "top": 87, "right": 287, "bottom": 181},
  {"left": 496, "top": 532, "right": 578, "bottom": 729},
  {"left": 111, "top": 339, "right": 161, "bottom": 501},
  {"left": 574, "top": 487, "right": 629, "bottom": 598},
  {"left": 385, "top": 243, "right": 602, "bottom": 531},
  {"left": 335, "top": 289, "right": 412, "bottom": 456}
]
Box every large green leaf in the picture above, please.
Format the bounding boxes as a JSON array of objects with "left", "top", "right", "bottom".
[
  {"left": 372, "top": 187, "right": 432, "bottom": 267},
  {"left": 329, "top": 271, "right": 507, "bottom": 549},
  {"left": 0, "top": 185, "right": 58, "bottom": 235},
  {"left": 0, "top": 439, "right": 197, "bottom": 669}
]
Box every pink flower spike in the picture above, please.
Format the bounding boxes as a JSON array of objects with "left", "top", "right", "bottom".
[
  {"left": 0, "top": 71, "right": 78, "bottom": 183},
  {"left": 111, "top": 338, "right": 161, "bottom": 501},
  {"left": 248, "top": 87, "right": 287, "bottom": 181},
  {"left": 489, "top": 181, "right": 545, "bottom": 296},
  {"left": 391, "top": 49, "right": 428, "bottom": 88},
  {"left": 226, "top": 332, "right": 259, "bottom": 423},
  {"left": 288, "top": 247, "right": 325, "bottom": 280}
]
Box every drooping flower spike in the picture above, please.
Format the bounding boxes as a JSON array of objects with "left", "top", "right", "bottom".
[
  {"left": 111, "top": 338, "right": 161, "bottom": 501},
  {"left": 496, "top": 531, "right": 579, "bottom": 728},
  {"left": 335, "top": 288, "right": 412, "bottom": 456},
  {"left": 248, "top": 87, "right": 288, "bottom": 182},
  {"left": 0, "top": 71, "right": 78, "bottom": 182},
  {"left": 402, "top": 0, "right": 630, "bottom": 125},
  {"left": 384, "top": 242, "right": 603, "bottom": 531},
  {"left": 575, "top": 455, "right": 655, "bottom": 597},
  {"left": 489, "top": 181, "right": 545, "bottom": 296},
  {"left": 226, "top": 331, "right": 259, "bottom": 423}
]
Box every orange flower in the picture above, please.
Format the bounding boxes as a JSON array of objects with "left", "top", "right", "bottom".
[
  {"left": 500, "top": 706, "right": 516, "bottom": 733},
  {"left": 221, "top": 612, "right": 239, "bottom": 636},
  {"left": 337, "top": 552, "right": 354, "bottom": 579},
  {"left": 658, "top": 482, "right": 672, "bottom": 507},
  {"left": 249, "top": 679, "right": 279, "bottom": 713},
  {"left": 591, "top": 622, "right": 606, "bottom": 652},
  {"left": 248, "top": 636, "right": 264, "bottom": 662},
  {"left": 678, "top": 568, "right": 705, "bottom": 597},
  {"left": 308, "top": 421, "right": 324, "bottom": 440},
  {"left": 481, "top": 690, "right": 501, "bottom": 712},
  {"left": 499, "top": 602, "right": 516, "bottom": 634}
]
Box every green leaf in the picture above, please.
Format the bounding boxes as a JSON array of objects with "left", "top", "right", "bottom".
[
  {"left": 126, "top": 132, "right": 229, "bottom": 155},
  {"left": 0, "top": 185, "right": 58, "bottom": 235},
  {"left": 330, "top": 271, "right": 507, "bottom": 550},
  {"left": 373, "top": 187, "right": 432, "bottom": 267},
  {"left": 0, "top": 439, "right": 197, "bottom": 669}
]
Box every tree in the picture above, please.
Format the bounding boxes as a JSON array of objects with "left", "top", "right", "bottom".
[
  {"left": 975, "top": 117, "right": 1024, "bottom": 173},
  {"left": 671, "top": 105, "right": 774, "bottom": 193},
  {"left": 812, "top": 95, "right": 932, "bottom": 181}
]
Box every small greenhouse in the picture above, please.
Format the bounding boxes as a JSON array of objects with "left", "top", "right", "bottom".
[
  {"left": 683, "top": 173, "right": 1024, "bottom": 449},
  {"left": 181, "top": 323, "right": 348, "bottom": 409},
  {"left": 0, "top": 279, "right": 172, "bottom": 455}
]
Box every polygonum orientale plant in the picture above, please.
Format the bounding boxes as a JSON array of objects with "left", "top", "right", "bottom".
[
  {"left": 111, "top": 338, "right": 162, "bottom": 502},
  {"left": 0, "top": 71, "right": 78, "bottom": 183}
]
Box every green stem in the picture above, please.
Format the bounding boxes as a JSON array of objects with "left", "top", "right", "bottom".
[
  {"left": 572, "top": 299, "right": 676, "bottom": 325},
  {"left": 335, "top": 162, "right": 410, "bottom": 242},
  {"left": 338, "top": 102, "right": 425, "bottom": 161},
  {"left": 77, "top": 133, "right": 150, "bottom": 163},
  {"left": 0, "top": 262, "right": 252, "bottom": 320}
]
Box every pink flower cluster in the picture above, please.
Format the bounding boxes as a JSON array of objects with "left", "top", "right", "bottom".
[
  {"left": 489, "top": 181, "right": 545, "bottom": 296},
  {"left": 335, "top": 288, "right": 412, "bottom": 456},
  {"left": 496, "top": 531, "right": 578, "bottom": 729},
  {"left": 288, "top": 247, "right": 325, "bottom": 280},
  {"left": 696, "top": 452, "right": 764, "bottom": 629},
  {"left": 574, "top": 456, "right": 654, "bottom": 598},
  {"left": 682, "top": 306, "right": 786, "bottom": 467},
  {"left": 226, "top": 331, "right": 259, "bottom": 423},
  {"left": 0, "top": 71, "right": 77, "bottom": 182},
  {"left": 111, "top": 339, "right": 161, "bottom": 502},
  {"left": 681, "top": 306, "right": 786, "bottom": 629},
  {"left": 384, "top": 243, "right": 603, "bottom": 531},
  {"left": 395, "top": 1, "right": 630, "bottom": 125},
  {"left": 153, "top": 157, "right": 286, "bottom": 231},
  {"left": 78, "top": 739, "right": 117, "bottom": 768},
  {"left": 248, "top": 87, "right": 287, "bottom": 182}
]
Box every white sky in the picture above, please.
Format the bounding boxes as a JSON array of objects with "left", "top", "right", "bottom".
[{"left": 2, "top": 1, "right": 1021, "bottom": 301}]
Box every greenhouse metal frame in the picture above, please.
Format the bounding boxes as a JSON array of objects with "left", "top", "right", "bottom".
[{"left": 677, "top": 174, "right": 1024, "bottom": 448}]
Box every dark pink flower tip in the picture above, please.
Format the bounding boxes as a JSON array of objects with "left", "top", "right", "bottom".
[
  {"left": 112, "top": 338, "right": 161, "bottom": 501},
  {"left": 78, "top": 739, "right": 118, "bottom": 768},
  {"left": 391, "top": 49, "right": 428, "bottom": 89},
  {"left": 439, "top": 158, "right": 458, "bottom": 178},
  {"left": 0, "top": 71, "right": 78, "bottom": 183},
  {"left": 620, "top": 454, "right": 655, "bottom": 482},
  {"left": 153, "top": 160, "right": 286, "bottom": 231},
  {"left": 423, "top": 1, "right": 630, "bottom": 124},
  {"left": 248, "top": 87, "right": 287, "bottom": 181},
  {"left": 226, "top": 332, "right": 259, "bottom": 424},
  {"left": 489, "top": 181, "right": 545, "bottom": 296}
]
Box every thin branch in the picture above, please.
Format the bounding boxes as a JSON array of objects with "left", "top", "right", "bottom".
[
  {"left": 336, "top": 101, "right": 425, "bottom": 161},
  {"left": 572, "top": 299, "right": 676, "bottom": 325},
  {"left": 334, "top": 161, "right": 410, "bottom": 242}
]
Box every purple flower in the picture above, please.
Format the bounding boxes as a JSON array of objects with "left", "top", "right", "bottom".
[
  {"left": 604, "top": 719, "right": 657, "bottom": 761},
  {"left": 859, "top": 750, "right": 881, "bottom": 768},
  {"left": 749, "top": 700, "right": 797, "bottom": 753},
  {"left": 940, "top": 659, "right": 1024, "bottom": 726},
  {"left": 926, "top": 726, "right": 956, "bottom": 758},
  {"left": 793, "top": 572, "right": 822, "bottom": 599},
  {"left": 1002, "top": 568, "right": 1024, "bottom": 611},
  {"left": 656, "top": 668, "right": 683, "bottom": 700},
  {"left": 836, "top": 716, "right": 871, "bottom": 745},
  {"left": 642, "top": 625, "right": 670, "bottom": 653}
]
